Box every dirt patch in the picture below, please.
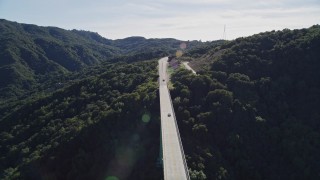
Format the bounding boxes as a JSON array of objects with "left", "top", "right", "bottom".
[{"left": 187, "top": 49, "right": 226, "bottom": 72}]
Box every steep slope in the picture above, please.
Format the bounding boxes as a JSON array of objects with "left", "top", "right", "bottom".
[
  {"left": 0, "top": 60, "right": 162, "bottom": 179},
  {"left": 0, "top": 19, "right": 119, "bottom": 99},
  {"left": 171, "top": 25, "right": 320, "bottom": 179},
  {"left": 178, "top": 40, "right": 225, "bottom": 71}
]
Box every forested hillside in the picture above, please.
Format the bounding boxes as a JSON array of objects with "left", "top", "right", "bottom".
[
  {"left": 0, "top": 19, "right": 210, "bottom": 180},
  {"left": 0, "top": 60, "right": 162, "bottom": 179},
  {"left": 0, "top": 19, "right": 202, "bottom": 101},
  {"left": 2, "top": 18, "right": 319, "bottom": 180},
  {"left": 172, "top": 25, "right": 320, "bottom": 179}
]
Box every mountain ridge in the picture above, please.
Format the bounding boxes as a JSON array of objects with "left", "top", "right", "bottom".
[{"left": 0, "top": 19, "right": 204, "bottom": 100}]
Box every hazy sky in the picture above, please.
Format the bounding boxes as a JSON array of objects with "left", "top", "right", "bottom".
[{"left": 0, "top": 0, "right": 319, "bottom": 41}]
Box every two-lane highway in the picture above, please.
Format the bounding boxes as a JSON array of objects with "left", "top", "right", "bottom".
[{"left": 159, "top": 57, "right": 190, "bottom": 180}]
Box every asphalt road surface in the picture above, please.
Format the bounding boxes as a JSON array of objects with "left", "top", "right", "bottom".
[{"left": 159, "top": 57, "right": 190, "bottom": 180}]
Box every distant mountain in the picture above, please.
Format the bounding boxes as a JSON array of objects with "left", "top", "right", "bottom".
[
  {"left": 113, "top": 36, "right": 200, "bottom": 54},
  {"left": 0, "top": 19, "right": 204, "bottom": 100}
]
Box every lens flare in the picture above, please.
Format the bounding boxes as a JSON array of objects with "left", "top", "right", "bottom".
[
  {"left": 133, "top": 134, "right": 140, "bottom": 141},
  {"left": 180, "top": 42, "right": 187, "bottom": 49},
  {"left": 176, "top": 50, "right": 183, "bottom": 57},
  {"left": 141, "top": 113, "right": 151, "bottom": 123}
]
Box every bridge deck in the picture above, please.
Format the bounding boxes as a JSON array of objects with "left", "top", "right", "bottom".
[{"left": 159, "top": 57, "right": 189, "bottom": 180}]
